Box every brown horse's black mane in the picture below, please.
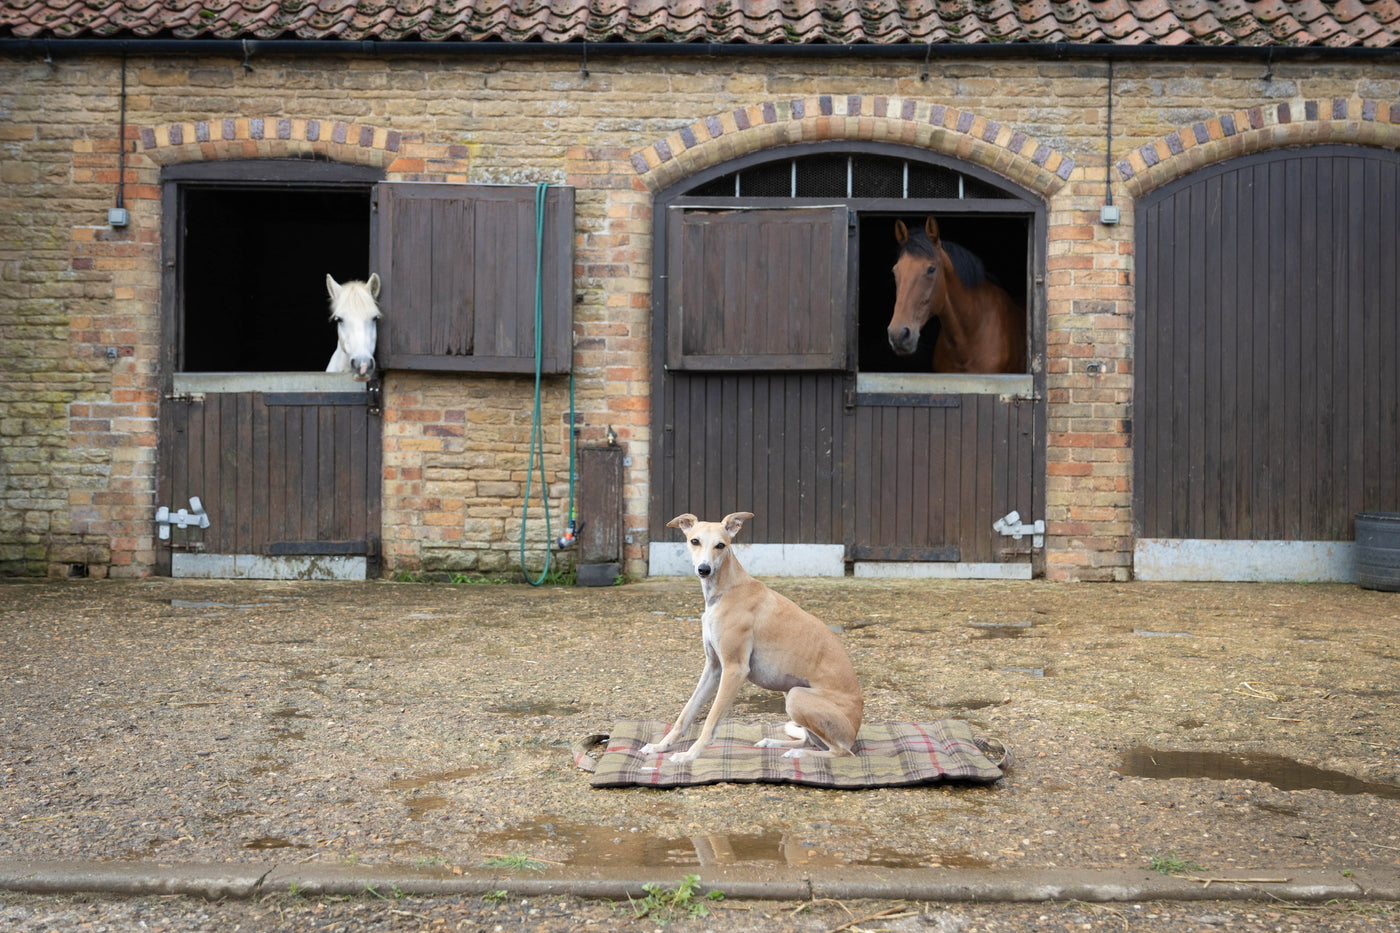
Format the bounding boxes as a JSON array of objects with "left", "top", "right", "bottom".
[{"left": 898, "top": 228, "right": 988, "bottom": 289}]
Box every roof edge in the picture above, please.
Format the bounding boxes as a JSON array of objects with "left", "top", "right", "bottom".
[{"left": 3, "top": 37, "right": 1399, "bottom": 63}]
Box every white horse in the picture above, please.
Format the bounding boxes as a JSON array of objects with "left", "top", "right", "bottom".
[{"left": 325, "top": 273, "right": 381, "bottom": 381}]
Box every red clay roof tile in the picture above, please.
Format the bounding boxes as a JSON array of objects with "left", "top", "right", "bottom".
[{"left": 2, "top": 0, "right": 1397, "bottom": 46}]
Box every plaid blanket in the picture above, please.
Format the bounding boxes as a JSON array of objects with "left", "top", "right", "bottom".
[{"left": 574, "top": 720, "right": 1011, "bottom": 789}]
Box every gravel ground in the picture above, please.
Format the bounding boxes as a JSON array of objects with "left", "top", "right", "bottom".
[{"left": 0, "top": 576, "right": 1397, "bottom": 931}]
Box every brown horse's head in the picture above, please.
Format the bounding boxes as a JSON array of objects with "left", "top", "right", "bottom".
[{"left": 888, "top": 217, "right": 948, "bottom": 356}]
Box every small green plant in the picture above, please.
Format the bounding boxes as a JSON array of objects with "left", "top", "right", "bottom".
[
  {"left": 1150, "top": 853, "right": 1206, "bottom": 875},
  {"left": 482, "top": 889, "right": 509, "bottom": 903},
  {"left": 392, "top": 570, "right": 423, "bottom": 583},
  {"left": 547, "top": 565, "right": 577, "bottom": 586},
  {"left": 287, "top": 879, "right": 305, "bottom": 897},
  {"left": 447, "top": 572, "right": 512, "bottom": 584},
  {"left": 481, "top": 853, "right": 549, "bottom": 873},
  {"left": 629, "top": 875, "right": 723, "bottom": 924}
]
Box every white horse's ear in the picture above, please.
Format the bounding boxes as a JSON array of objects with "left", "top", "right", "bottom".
[
  {"left": 367, "top": 273, "right": 381, "bottom": 299},
  {"left": 326, "top": 274, "right": 341, "bottom": 299}
]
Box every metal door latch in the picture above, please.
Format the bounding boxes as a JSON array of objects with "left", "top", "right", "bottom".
[
  {"left": 994, "top": 510, "right": 1045, "bottom": 548},
  {"left": 156, "top": 497, "right": 210, "bottom": 540}
]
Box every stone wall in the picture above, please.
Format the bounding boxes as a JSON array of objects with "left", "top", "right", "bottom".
[{"left": 1, "top": 49, "right": 1397, "bottom": 580}]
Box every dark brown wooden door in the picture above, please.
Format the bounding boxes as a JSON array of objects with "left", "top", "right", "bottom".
[
  {"left": 1136, "top": 146, "right": 1400, "bottom": 540},
  {"left": 658, "top": 372, "right": 847, "bottom": 544},
  {"left": 652, "top": 201, "right": 1042, "bottom": 569},
  {"left": 851, "top": 392, "right": 1037, "bottom": 562},
  {"left": 160, "top": 385, "right": 381, "bottom": 577},
  {"left": 654, "top": 207, "right": 852, "bottom": 545}
]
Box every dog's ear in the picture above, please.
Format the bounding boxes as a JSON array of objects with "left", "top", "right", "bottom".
[
  {"left": 721, "top": 512, "right": 754, "bottom": 537},
  {"left": 667, "top": 513, "right": 697, "bottom": 533}
]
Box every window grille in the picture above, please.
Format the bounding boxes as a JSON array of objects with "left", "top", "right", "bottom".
[{"left": 687, "top": 154, "right": 1017, "bottom": 200}]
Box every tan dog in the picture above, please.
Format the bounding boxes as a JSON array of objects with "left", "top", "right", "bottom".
[{"left": 642, "top": 512, "right": 863, "bottom": 763}]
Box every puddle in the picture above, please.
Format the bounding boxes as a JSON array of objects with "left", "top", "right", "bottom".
[
  {"left": 997, "top": 666, "right": 1054, "bottom": 678},
  {"left": 170, "top": 599, "right": 278, "bottom": 610},
  {"left": 474, "top": 819, "right": 987, "bottom": 870},
  {"left": 970, "top": 621, "right": 1034, "bottom": 639},
  {"left": 1117, "top": 747, "right": 1400, "bottom": 800},
  {"left": 947, "top": 698, "right": 1005, "bottom": 713},
  {"left": 386, "top": 767, "right": 488, "bottom": 792},
  {"left": 487, "top": 701, "right": 580, "bottom": 718},
  {"left": 244, "top": 836, "right": 310, "bottom": 850},
  {"left": 406, "top": 796, "right": 451, "bottom": 820}
]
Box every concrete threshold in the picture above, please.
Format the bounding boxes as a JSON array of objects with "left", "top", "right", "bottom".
[{"left": 0, "top": 861, "right": 1396, "bottom": 905}]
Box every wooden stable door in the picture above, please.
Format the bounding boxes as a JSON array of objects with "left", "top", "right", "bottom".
[
  {"left": 849, "top": 391, "right": 1037, "bottom": 564},
  {"left": 1136, "top": 145, "right": 1400, "bottom": 541},
  {"left": 653, "top": 204, "right": 1042, "bottom": 574},
  {"left": 158, "top": 380, "right": 381, "bottom": 579}
]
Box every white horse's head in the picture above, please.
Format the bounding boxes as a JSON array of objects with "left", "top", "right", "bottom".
[{"left": 325, "top": 273, "right": 382, "bottom": 381}]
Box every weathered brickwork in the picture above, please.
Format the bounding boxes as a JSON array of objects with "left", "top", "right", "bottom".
[{"left": 2, "top": 51, "right": 1397, "bottom": 580}]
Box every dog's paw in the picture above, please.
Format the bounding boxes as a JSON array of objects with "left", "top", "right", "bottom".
[
  {"left": 782, "top": 748, "right": 805, "bottom": 759},
  {"left": 640, "top": 742, "right": 667, "bottom": 755},
  {"left": 754, "top": 737, "right": 782, "bottom": 749},
  {"left": 667, "top": 750, "right": 700, "bottom": 764}
]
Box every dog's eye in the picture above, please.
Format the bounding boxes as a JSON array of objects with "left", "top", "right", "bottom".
[
  {"left": 714, "top": 543, "right": 726, "bottom": 550},
  {"left": 690, "top": 538, "right": 699, "bottom": 546}
]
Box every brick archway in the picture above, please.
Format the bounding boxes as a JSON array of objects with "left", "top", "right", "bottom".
[
  {"left": 1117, "top": 97, "right": 1400, "bottom": 197},
  {"left": 134, "top": 117, "right": 467, "bottom": 180},
  {"left": 630, "top": 95, "right": 1073, "bottom": 198}
]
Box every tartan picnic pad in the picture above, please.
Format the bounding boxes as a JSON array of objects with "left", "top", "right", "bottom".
[{"left": 573, "top": 720, "right": 1011, "bottom": 789}]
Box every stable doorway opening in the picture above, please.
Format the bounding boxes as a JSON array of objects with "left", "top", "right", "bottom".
[{"left": 180, "top": 185, "right": 371, "bottom": 373}]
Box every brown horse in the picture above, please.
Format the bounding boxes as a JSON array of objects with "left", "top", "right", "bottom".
[{"left": 887, "top": 217, "right": 1026, "bottom": 374}]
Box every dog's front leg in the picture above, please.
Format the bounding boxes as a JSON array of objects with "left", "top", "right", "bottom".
[
  {"left": 665, "top": 664, "right": 747, "bottom": 764},
  {"left": 641, "top": 658, "right": 719, "bottom": 755}
]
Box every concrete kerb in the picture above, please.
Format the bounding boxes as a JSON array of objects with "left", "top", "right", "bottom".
[{"left": 0, "top": 861, "right": 1396, "bottom": 905}]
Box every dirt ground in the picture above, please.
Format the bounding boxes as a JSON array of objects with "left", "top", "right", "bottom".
[{"left": 0, "top": 576, "right": 1398, "bottom": 930}]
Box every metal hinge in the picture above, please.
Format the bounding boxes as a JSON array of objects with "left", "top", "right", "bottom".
[{"left": 163, "top": 392, "right": 205, "bottom": 403}]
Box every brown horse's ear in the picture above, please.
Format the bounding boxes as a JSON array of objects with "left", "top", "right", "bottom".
[
  {"left": 667, "top": 513, "right": 698, "bottom": 533},
  {"left": 924, "top": 216, "right": 941, "bottom": 244},
  {"left": 894, "top": 220, "right": 909, "bottom": 245}
]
